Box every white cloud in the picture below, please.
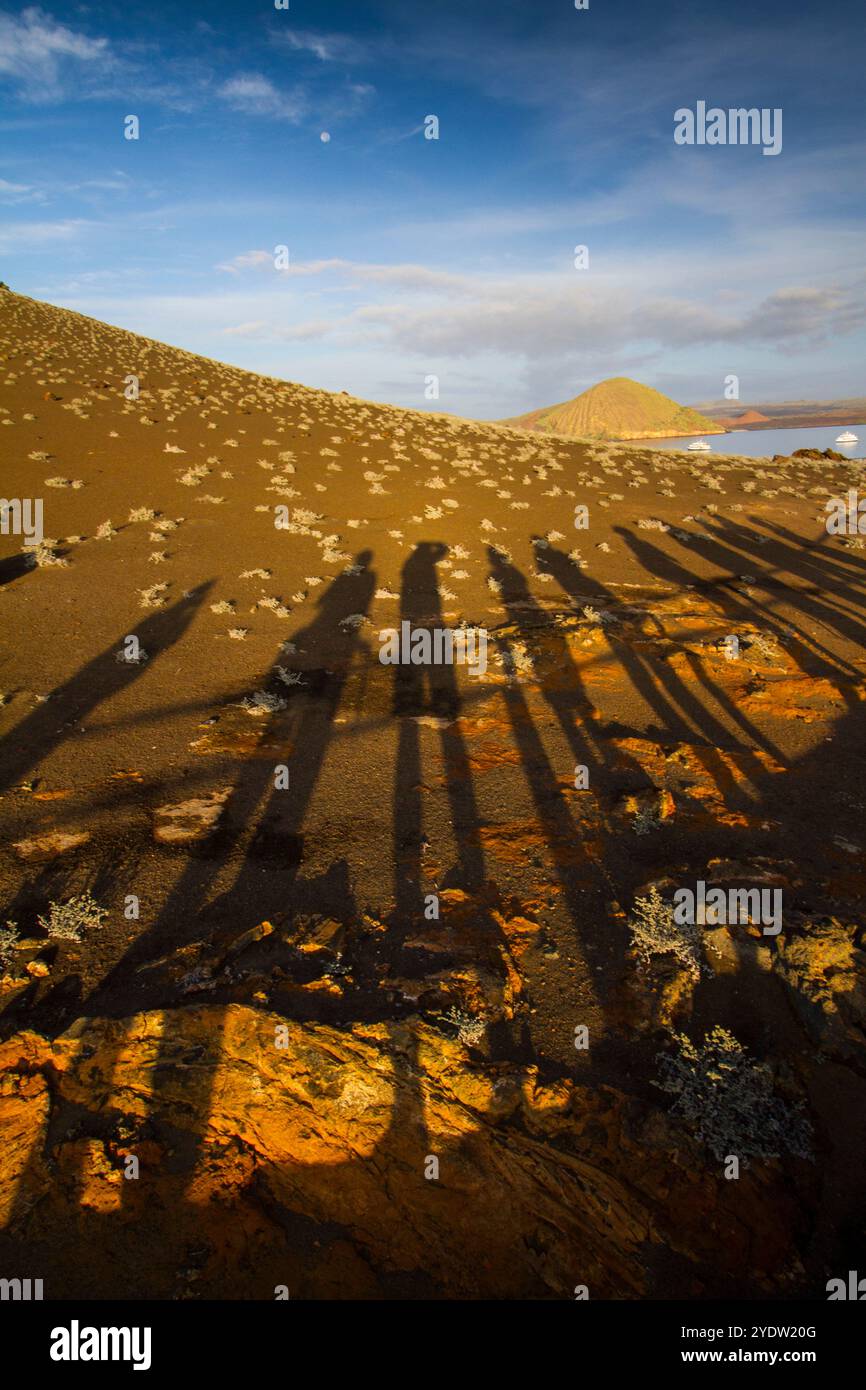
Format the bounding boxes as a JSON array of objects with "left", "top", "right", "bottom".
[
  {"left": 220, "top": 320, "right": 267, "bottom": 337},
  {"left": 275, "top": 29, "right": 369, "bottom": 64},
  {"left": 215, "top": 251, "right": 470, "bottom": 293},
  {"left": 0, "top": 6, "right": 109, "bottom": 102},
  {"left": 216, "top": 249, "right": 275, "bottom": 274},
  {"left": 0, "top": 217, "right": 91, "bottom": 250},
  {"left": 359, "top": 278, "right": 865, "bottom": 360},
  {"left": 216, "top": 251, "right": 351, "bottom": 276},
  {"left": 738, "top": 286, "right": 866, "bottom": 346},
  {"left": 0, "top": 176, "right": 41, "bottom": 203},
  {"left": 218, "top": 73, "right": 305, "bottom": 122},
  {"left": 179, "top": 250, "right": 866, "bottom": 366}
]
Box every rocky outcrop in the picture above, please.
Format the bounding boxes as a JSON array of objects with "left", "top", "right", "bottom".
[
  {"left": 772, "top": 915, "right": 866, "bottom": 1060},
  {"left": 0, "top": 1004, "right": 806, "bottom": 1300}
]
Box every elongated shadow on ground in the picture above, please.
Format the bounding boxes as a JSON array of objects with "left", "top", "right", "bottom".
[
  {"left": 390, "top": 540, "right": 499, "bottom": 1150},
  {"left": 392, "top": 542, "right": 485, "bottom": 916},
  {"left": 121, "top": 555, "right": 380, "bottom": 1196},
  {"left": 684, "top": 516, "right": 866, "bottom": 683},
  {"left": 485, "top": 548, "right": 618, "bottom": 987},
  {"left": 489, "top": 543, "right": 643, "bottom": 783},
  {"left": 4, "top": 556, "right": 378, "bottom": 1222},
  {"left": 538, "top": 542, "right": 782, "bottom": 794},
  {"left": 607, "top": 527, "right": 792, "bottom": 765},
  {"left": 0, "top": 583, "right": 214, "bottom": 797}
]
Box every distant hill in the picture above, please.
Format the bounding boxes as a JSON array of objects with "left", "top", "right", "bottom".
[
  {"left": 726, "top": 409, "right": 771, "bottom": 425},
  {"left": 699, "top": 397, "right": 866, "bottom": 431},
  {"left": 500, "top": 377, "right": 725, "bottom": 441}
]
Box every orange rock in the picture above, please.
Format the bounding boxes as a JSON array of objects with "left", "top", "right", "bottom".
[{"left": 0, "top": 1005, "right": 805, "bottom": 1299}]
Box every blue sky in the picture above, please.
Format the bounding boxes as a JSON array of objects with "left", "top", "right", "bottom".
[{"left": 1, "top": 0, "right": 864, "bottom": 417}]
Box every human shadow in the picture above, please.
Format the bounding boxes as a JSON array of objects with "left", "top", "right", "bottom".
[
  {"left": 489, "top": 542, "right": 643, "bottom": 785},
  {"left": 105, "top": 555, "right": 380, "bottom": 1196},
  {"left": 392, "top": 542, "right": 485, "bottom": 920},
  {"left": 484, "top": 547, "right": 621, "bottom": 984},
  {"left": 686, "top": 515, "right": 866, "bottom": 685},
  {"left": 537, "top": 542, "right": 782, "bottom": 816},
  {"left": 0, "top": 583, "right": 214, "bottom": 797},
  {"left": 0, "top": 556, "right": 379, "bottom": 1217}
]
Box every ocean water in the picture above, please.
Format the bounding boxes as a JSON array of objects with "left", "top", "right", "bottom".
[{"left": 635, "top": 423, "right": 866, "bottom": 460}]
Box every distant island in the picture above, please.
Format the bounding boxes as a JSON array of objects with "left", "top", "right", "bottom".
[
  {"left": 696, "top": 396, "right": 866, "bottom": 431},
  {"left": 721, "top": 408, "right": 772, "bottom": 426},
  {"left": 499, "top": 377, "right": 726, "bottom": 441}
]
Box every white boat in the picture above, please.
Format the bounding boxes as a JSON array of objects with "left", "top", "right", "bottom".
[
  {"left": 835, "top": 431, "right": 858, "bottom": 444},
  {"left": 687, "top": 439, "right": 712, "bottom": 452}
]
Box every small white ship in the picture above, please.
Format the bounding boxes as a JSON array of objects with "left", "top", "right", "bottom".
[
  {"left": 687, "top": 439, "right": 712, "bottom": 452},
  {"left": 835, "top": 431, "right": 859, "bottom": 445}
]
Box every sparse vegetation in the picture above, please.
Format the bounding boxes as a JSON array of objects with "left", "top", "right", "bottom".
[
  {"left": 240, "top": 690, "right": 287, "bottom": 714},
  {"left": 628, "top": 886, "right": 702, "bottom": 978},
  {"left": 440, "top": 1006, "right": 486, "bottom": 1046},
  {"left": 38, "top": 892, "right": 107, "bottom": 942},
  {"left": 25, "top": 540, "right": 68, "bottom": 568},
  {"left": 0, "top": 922, "right": 17, "bottom": 972},
  {"left": 656, "top": 1027, "right": 813, "bottom": 1161},
  {"left": 139, "top": 583, "right": 168, "bottom": 607}
]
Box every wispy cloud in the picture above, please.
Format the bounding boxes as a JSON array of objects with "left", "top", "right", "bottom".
[
  {"left": 0, "top": 175, "right": 42, "bottom": 203},
  {"left": 274, "top": 28, "right": 370, "bottom": 65},
  {"left": 220, "top": 320, "right": 267, "bottom": 337},
  {"left": 0, "top": 6, "right": 110, "bottom": 102},
  {"left": 218, "top": 73, "right": 305, "bottom": 121},
  {"left": 348, "top": 277, "right": 866, "bottom": 360},
  {"left": 216, "top": 252, "right": 474, "bottom": 293},
  {"left": 0, "top": 217, "right": 92, "bottom": 251},
  {"left": 221, "top": 317, "right": 334, "bottom": 342},
  {"left": 216, "top": 252, "right": 350, "bottom": 276}
]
